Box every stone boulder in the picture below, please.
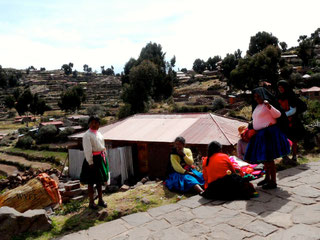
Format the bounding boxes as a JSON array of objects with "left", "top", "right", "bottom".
[{"left": 0, "top": 206, "right": 52, "bottom": 240}]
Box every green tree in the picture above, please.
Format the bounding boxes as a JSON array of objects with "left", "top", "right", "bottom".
[
  {"left": 0, "top": 66, "right": 7, "bottom": 88},
  {"left": 311, "top": 28, "right": 320, "bottom": 44},
  {"left": 247, "top": 31, "right": 279, "bottom": 55},
  {"left": 122, "top": 60, "right": 158, "bottom": 113},
  {"left": 230, "top": 45, "right": 281, "bottom": 90},
  {"left": 297, "top": 35, "right": 314, "bottom": 66},
  {"left": 180, "top": 68, "right": 188, "bottom": 73},
  {"left": 4, "top": 95, "right": 15, "bottom": 109},
  {"left": 61, "top": 63, "right": 73, "bottom": 75},
  {"left": 221, "top": 53, "right": 238, "bottom": 80},
  {"left": 206, "top": 56, "right": 221, "bottom": 71},
  {"left": 30, "top": 94, "right": 51, "bottom": 115},
  {"left": 280, "top": 41, "right": 288, "bottom": 52},
  {"left": 122, "top": 58, "right": 138, "bottom": 84},
  {"left": 58, "top": 86, "right": 86, "bottom": 112},
  {"left": 15, "top": 89, "right": 33, "bottom": 116},
  {"left": 193, "top": 58, "right": 206, "bottom": 73}
]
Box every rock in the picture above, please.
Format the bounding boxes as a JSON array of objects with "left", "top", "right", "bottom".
[
  {"left": 72, "top": 195, "right": 85, "bottom": 201},
  {"left": 119, "top": 184, "right": 130, "bottom": 192},
  {"left": 0, "top": 206, "right": 52, "bottom": 240},
  {"left": 141, "top": 177, "right": 149, "bottom": 184},
  {"left": 134, "top": 182, "right": 143, "bottom": 188},
  {"left": 145, "top": 181, "right": 156, "bottom": 185},
  {"left": 64, "top": 182, "right": 80, "bottom": 191},
  {"left": 105, "top": 185, "right": 119, "bottom": 193},
  {"left": 63, "top": 188, "right": 82, "bottom": 197},
  {"left": 141, "top": 198, "right": 151, "bottom": 205},
  {"left": 98, "top": 210, "right": 108, "bottom": 221}
]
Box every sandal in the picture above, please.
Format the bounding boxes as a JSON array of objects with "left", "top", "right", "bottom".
[
  {"left": 257, "top": 179, "right": 269, "bottom": 186},
  {"left": 262, "top": 182, "right": 277, "bottom": 190},
  {"left": 98, "top": 200, "right": 107, "bottom": 208},
  {"left": 89, "top": 203, "right": 98, "bottom": 210}
]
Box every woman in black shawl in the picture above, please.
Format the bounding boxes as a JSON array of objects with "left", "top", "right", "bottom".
[{"left": 277, "top": 80, "right": 305, "bottom": 164}]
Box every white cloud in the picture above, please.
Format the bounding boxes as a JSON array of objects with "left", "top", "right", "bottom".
[{"left": 0, "top": 0, "right": 320, "bottom": 72}]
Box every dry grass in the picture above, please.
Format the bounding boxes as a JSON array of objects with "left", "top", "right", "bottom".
[{"left": 14, "top": 182, "right": 191, "bottom": 240}]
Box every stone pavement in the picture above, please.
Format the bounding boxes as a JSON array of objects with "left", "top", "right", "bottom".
[{"left": 58, "top": 161, "right": 320, "bottom": 240}]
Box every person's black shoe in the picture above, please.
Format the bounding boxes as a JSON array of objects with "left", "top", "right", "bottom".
[
  {"left": 282, "top": 155, "right": 291, "bottom": 165},
  {"left": 257, "top": 179, "right": 269, "bottom": 186},
  {"left": 89, "top": 204, "right": 99, "bottom": 210},
  {"left": 98, "top": 200, "right": 107, "bottom": 208},
  {"left": 262, "top": 182, "right": 277, "bottom": 190}
]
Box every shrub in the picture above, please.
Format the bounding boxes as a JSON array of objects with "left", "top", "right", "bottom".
[
  {"left": 18, "top": 127, "right": 29, "bottom": 135},
  {"left": 212, "top": 97, "right": 227, "bottom": 111},
  {"left": 57, "top": 127, "right": 75, "bottom": 142},
  {"left": 8, "top": 110, "right": 16, "bottom": 119},
  {"left": 16, "top": 136, "right": 33, "bottom": 149},
  {"left": 79, "top": 118, "right": 89, "bottom": 130},
  {"left": 171, "top": 104, "right": 210, "bottom": 113},
  {"left": 303, "top": 100, "right": 320, "bottom": 125},
  {"left": 36, "top": 125, "right": 58, "bottom": 143},
  {"left": 86, "top": 105, "right": 106, "bottom": 118},
  {"left": 117, "top": 104, "right": 133, "bottom": 119}
]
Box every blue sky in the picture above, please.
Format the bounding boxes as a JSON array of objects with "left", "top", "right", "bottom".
[{"left": 0, "top": 0, "right": 319, "bottom": 73}]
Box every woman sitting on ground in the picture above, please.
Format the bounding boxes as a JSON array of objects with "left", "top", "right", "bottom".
[
  {"left": 165, "top": 136, "right": 204, "bottom": 194},
  {"left": 202, "top": 141, "right": 256, "bottom": 200}
]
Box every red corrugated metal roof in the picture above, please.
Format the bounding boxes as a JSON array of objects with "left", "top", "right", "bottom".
[
  {"left": 69, "top": 113, "right": 247, "bottom": 146},
  {"left": 301, "top": 86, "right": 320, "bottom": 92},
  {"left": 40, "top": 121, "right": 64, "bottom": 126}
]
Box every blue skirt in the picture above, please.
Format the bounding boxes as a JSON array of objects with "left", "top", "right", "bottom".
[
  {"left": 244, "top": 125, "right": 290, "bottom": 164},
  {"left": 165, "top": 169, "right": 204, "bottom": 192}
]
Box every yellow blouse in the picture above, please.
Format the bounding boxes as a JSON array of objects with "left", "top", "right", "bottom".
[{"left": 170, "top": 148, "right": 194, "bottom": 174}]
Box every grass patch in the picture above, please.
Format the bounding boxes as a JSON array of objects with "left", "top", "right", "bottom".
[
  {"left": 0, "top": 121, "right": 38, "bottom": 130},
  {"left": 0, "top": 159, "right": 28, "bottom": 171},
  {"left": 3, "top": 148, "right": 67, "bottom": 165},
  {"left": 16, "top": 182, "right": 191, "bottom": 240}
]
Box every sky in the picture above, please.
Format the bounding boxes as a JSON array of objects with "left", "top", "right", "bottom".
[{"left": 0, "top": 0, "right": 319, "bottom": 74}]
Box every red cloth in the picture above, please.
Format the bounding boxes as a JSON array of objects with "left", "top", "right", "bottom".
[
  {"left": 92, "top": 151, "right": 107, "bottom": 164},
  {"left": 202, "top": 153, "right": 236, "bottom": 189},
  {"left": 37, "top": 173, "right": 62, "bottom": 204}
]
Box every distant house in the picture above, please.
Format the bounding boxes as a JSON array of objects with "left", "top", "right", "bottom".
[
  {"left": 40, "top": 121, "right": 64, "bottom": 129},
  {"left": 301, "top": 86, "right": 320, "bottom": 101},
  {"left": 14, "top": 116, "right": 37, "bottom": 124},
  {"left": 281, "top": 54, "right": 302, "bottom": 65},
  {"left": 67, "top": 115, "right": 89, "bottom": 124},
  {"left": 69, "top": 113, "right": 246, "bottom": 179}
]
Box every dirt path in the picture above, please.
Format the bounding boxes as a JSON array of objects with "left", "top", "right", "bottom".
[
  {"left": 0, "top": 164, "right": 21, "bottom": 176},
  {"left": 0, "top": 153, "right": 52, "bottom": 170}
]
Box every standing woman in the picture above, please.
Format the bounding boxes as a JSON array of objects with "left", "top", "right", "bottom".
[
  {"left": 80, "top": 116, "right": 109, "bottom": 209},
  {"left": 244, "top": 87, "right": 291, "bottom": 189},
  {"left": 277, "top": 80, "right": 305, "bottom": 164}
]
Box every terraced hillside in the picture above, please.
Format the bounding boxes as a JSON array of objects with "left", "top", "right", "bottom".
[{"left": 0, "top": 69, "right": 122, "bottom": 114}]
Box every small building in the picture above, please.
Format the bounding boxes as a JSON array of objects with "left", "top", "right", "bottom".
[
  {"left": 281, "top": 54, "right": 302, "bottom": 65},
  {"left": 14, "top": 115, "right": 37, "bottom": 124},
  {"left": 69, "top": 113, "right": 246, "bottom": 179},
  {"left": 40, "top": 121, "right": 64, "bottom": 129},
  {"left": 301, "top": 86, "right": 320, "bottom": 101},
  {"left": 67, "top": 115, "right": 89, "bottom": 124}
]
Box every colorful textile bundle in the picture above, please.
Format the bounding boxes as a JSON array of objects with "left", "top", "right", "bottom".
[{"left": 229, "top": 156, "right": 264, "bottom": 180}]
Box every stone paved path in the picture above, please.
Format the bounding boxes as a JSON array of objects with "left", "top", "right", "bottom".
[{"left": 58, "top": 161, "right": 320, "bottom": 240}]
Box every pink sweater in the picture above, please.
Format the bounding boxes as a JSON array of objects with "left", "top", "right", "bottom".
[{"left": 252, "top": 104, "right": 281, "bottom": 130}]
